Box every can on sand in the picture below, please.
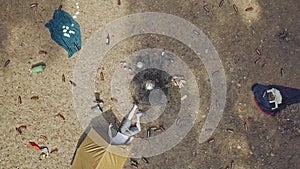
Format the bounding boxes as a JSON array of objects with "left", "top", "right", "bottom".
[{"left": 30, "top": 65, "right": 46, "bottom": 73}]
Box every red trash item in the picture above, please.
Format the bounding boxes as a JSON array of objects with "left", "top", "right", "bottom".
[{"left": 28, "top": 142, "right": 41, "bottom": 150}]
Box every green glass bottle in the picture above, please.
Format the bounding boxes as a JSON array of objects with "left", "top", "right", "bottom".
[{"left": 30, "top": 65, "right": 46, "bottom": 73}]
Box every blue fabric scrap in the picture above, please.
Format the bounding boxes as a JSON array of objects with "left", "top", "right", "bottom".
[{"left": 45, "top": 10, "right": 81, "bottom": 58}]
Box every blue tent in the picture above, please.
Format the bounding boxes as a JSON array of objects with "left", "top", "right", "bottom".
[
  {"left": 45, "top": 10, "right": 81, "bottom": 58},
  {"left": 252, "top": 84, "right": 300, "bottom": 116}
]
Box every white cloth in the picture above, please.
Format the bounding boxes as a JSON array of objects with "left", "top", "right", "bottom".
[
  {"left": 267, "top": 88, "right": 282, "bottom": 109},
  {"left": 110, "top": 132, "right": 130, "bottom": 145}
]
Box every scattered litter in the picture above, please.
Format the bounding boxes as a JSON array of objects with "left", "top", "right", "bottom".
[
  {"left": 30, "top": 65, "right": 46, "bottom": 73},
  {"left": 18, "top": 96, "right": 22, "bottom": 104},
  {"left": 117, "top": 0, "right": 121, "bottom": 6},
  {"left": 280, "top": 68, "right": 284, "bottom": 77},
  {"left": 28, "top": 142, "right": 41, "bottom": 150},
  {"left": 193, "top": 30, "right": 200, "bottom": 35},
  {"left": 62, "top": 74, "right": 65, "bottom": 82},
  {"left": 161, "top": 48, "right": 166, "bottom": 56},
  {"left": 226, "top": 128, "right": 234, "bottom": 133},
  {"left": 30, "top": 3, "right": 38, "bottom": 8},
  {"left": 146, "top": 128, "right": 151, "bottom": 138},
  {"left": 69, "top": 80, "right": 76, "bottom": 86},
  {"left": 207, "top": 137, "right": 215, "bottom": 143},
  {"left": 233, "top": 4, "right": 238, "bottom": 13},
  {"left": 56, "top": 113, "right": 65, "bottom": 120},
  {"left": 38, "top": 50, "right": 47, "bottom": 55},
  {"left": 245, "top": 6, "right": 254, "bottom": 12},
  {"left": 203, "top": 4, "right": 209, "bottom": 13},
  {"left": 39, "top": 146, "right": 49, "bottom": 160},
  {"left": 141, "top": 156, "right": 149, "bottom": 164},
  {"left": 171, "top": 76, "right": 186, "bottom": 88},
  {"left": 130, "top": 163, "right": 138, "bottom": 168},
  {"left": 254, "top": 57, "right": 261, "bottom": 64},
  {"left": 243, "top": 122, "right": 248, "bottom": 131},
  {"left": 50, "top": 148, "right": 58, "bottom": 153},
  {"left": 111, "top": 97, "right": 118, "bottom": 103},
  {"left": 106, "top": 33, "right": 110, "bottom": 45},
  {"left": 31, "top": 96, "right": 39, "bottom": 100},
  {"left": 181, "top": 95, "right": 187, "bottom": 101},
  {"left": 255, "top": 48, "right": 262, "bottom": 55},
  {"left": 136, "top": 61, "right": 143, "bottom": 68},
  {"left": 130, "top": 159, "right": 138, "bottom": 166},
  {"left": 40, "top": 135, "right": 47, "bottom": 140},
  {"left": 176, "top": 118, "right": 181, "bottom": 125},
  {"left": 230, "top": 160, "right": 235, "bottom": 169},
  {"left": 4, "top": 59, "right": 10, "bottom": 67},
  {"left": 149, "top": 126, "right": 158, "bottom": 131},
  {"left": 100, "top": 72, "right": 104, "bottom": 81},
  {"left": 159, "top": 125, "right": 165, "bottom": 132},
  {"left": 16, "top": 125, "right": 27, "bottom": 134},
  {"left": 219, "top": 0, "right": 225, "bottom": 7}
]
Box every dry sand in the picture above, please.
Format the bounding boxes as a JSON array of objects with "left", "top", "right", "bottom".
[{"left": 1, "top": 0, "right": 299, "bottom": 169}]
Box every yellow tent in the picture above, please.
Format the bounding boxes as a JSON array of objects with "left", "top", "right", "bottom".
[{"left": 71, "top": 128, "right": 131, "bottom": 169}]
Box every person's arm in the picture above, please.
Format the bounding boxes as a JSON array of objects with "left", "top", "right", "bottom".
[{"left": 108, "top": 123, "right": 113, "bottom": 142}]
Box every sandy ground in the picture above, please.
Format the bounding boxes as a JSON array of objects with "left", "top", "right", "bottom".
[{"left": 0, "top": 0, "right": 299, "bottom": 169}]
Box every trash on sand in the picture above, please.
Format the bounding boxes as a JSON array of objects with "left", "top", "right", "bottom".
[
  {"left": 233, "top": 4, "right": 238, "bottom": 13},
  {"left": 30, "top": 3, "right": 38, "bottom": 8},
  {"left": 50, "top": 148, "right": 58, "bottom": 153},
  {"left": 255, "top": 48, "right": 262, "bottom": 55},
  {"left": 30, "top": 65, "right": 46, "bottom": 73},
  {"left": 69, "top": 80, "right": 77, "bottom": 86},
  {"left": 56, "top": 113, "right": 65, "bottom": 120},
  {"left": 28, "top": 142, "right": 41, "bottom": 150},
  {"left": 4, "top": 59, "right": 10, "bottom": 67},
  {"left": 207, "top": 137, "right": 215, "bottom": 143},
  {"left": 245, "top": 6, "right": 254, "bottom": 12},
  {"left": 171, "top": 76, "right": 186, "bottom": 88},
  {"left": 62, "top": 74, "right": 66, "bottom": 82},
  {"left": 38, "top": 50, "right": 47, "bottom": 55},
  {"left": 16, "top": 125, "right": 27, "bottom": 134},
  {"left": 100, "top": 72, "right": 104, "bottom": 81},
  {"left": 18, "top": 96, "right": 22, "bottom": 104},
  {"left": 106, "top": 34, "right": 110, "bottom": 45},
  {"left": 181, "top": 95, "right": 187, "bottom": 101},
  {"left": 39, "top": 146, "right": 49, "bottom": 160},
  {"left": 111, "top": 97, "right": 118, "bottom": 103},
  {"left": 280, "top": 68, "right": 284, "bottom": 77},
  {"left": 141, "top": 156, "right": 149, "bottom": 164},
  {"left": 146, "top": 128, "right": 151, "bottom": 138},
  {"left": 40, "top": 135, "right": 47, "bottom": 140},
  {"left": 31, "top": 96, "right": 39, "bottom": 100}
]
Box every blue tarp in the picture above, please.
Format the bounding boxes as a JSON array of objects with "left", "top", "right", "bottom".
[
  {"left": 252, "top": 84, "right": 300, "bottom": 116},
  {"left": 45, "top": 10, "right": 81, "bottom": 58}
]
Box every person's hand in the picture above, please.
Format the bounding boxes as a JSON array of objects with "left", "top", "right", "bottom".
[{"left": 109, "top": 123, "right": 113, "bottom": 128}]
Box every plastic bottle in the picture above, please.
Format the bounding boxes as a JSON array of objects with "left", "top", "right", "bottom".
[{"left": 30, "top": 65, "right": 46, "bottom": 73}]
